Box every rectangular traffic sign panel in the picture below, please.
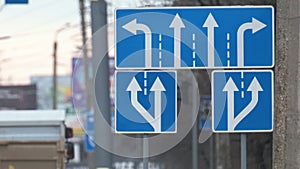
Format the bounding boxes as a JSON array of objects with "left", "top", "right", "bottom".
[
  {"left": 5, "top": 0, "right": 28, "bottom": 4},
  {"left": 84, "top": 113, "right": 95, "bottom": 152},
  {"left": 115, "top": 6, "right": 274, "bottom": 69},
  {"left": 85, "top": 134, "right": 95, "bottom": 152},
  {"left": 199, "top": 95, "right": 212, "bottom": 130},
  {"left": 212, "top": 70, "right": 273, "bottom": 133},
  {"left": 115, "top": 71, "right": 177, "bottom": 133}
]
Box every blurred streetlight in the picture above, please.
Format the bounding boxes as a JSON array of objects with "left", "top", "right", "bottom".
[{"left": 52, "top": 23, "right": 70, "bottom": 109}]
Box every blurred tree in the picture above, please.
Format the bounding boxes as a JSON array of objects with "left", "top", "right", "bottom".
[
  {"left": 173, "top": 0, "right": 275, "bottom": 6},
  {"left": 139, "top": 0, "right": 173, "bottom": 6}
]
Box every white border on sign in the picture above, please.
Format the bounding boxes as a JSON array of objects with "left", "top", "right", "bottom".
[
  {"left": 114, "top": 6, "right": 275, "bottom": 69},
  {"left": 211, "top": 69, "right": 274, "bottom": 133},
  {"left": 114, "top": 70, "right": 177, "bottom": 134}
]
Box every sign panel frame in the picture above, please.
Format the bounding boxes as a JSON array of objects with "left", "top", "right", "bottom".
[
  {"left": 115, "top": 71, "right": 177, "bottom": 134},
  {"left": 115, "top": 6, "right": 274, "bottom": 70},
  {"left": 212, "top": 69, "right": 274, "bottom": 133}
]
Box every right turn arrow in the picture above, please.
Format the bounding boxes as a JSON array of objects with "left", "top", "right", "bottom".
[{"left": 237, "top": 18, "right": 267, "bottom": 67}]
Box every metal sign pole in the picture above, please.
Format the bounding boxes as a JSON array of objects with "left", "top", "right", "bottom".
[
  {"left": 143, "top": 134, "right": 149, "bottom": 169},
  {"left": 209, "top": 135, "right": 214, "bottom": 169},
  {"left": 192, "top": 82, "right": 198, "bottom": 169},
  {"left": 192, "top": 120, "right": 198, "bottom": 169},
  {"left": 241, "top": 134, "right": 247, "bottom": 169}
]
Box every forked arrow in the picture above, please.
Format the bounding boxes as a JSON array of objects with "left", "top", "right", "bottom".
[
  {"left": 237, "top": 18, "right": 266, "bottom": 67},
  {"left": 233, "top": 77, "right": 263, "bottom": 129},
  {"left": 127, "top": 77, "right": 166, "bottom": 132},
  {"left": 223, "top": 77, "right": 263, "bottom": 131},
  {"left": 123, "top": 19, "right": 152, "bottom": 68}
]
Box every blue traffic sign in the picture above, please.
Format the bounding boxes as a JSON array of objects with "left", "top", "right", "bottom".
[
  {"left": 84, "top": 113, "right": 95, "bottom": 152},
  {"left": 212, "top": 70, "right": 273, "bottom": 133},
  {"left": 115, "top": 6, "right": 274, "bottom": 69},
  {"left": 5, "top": 0, "right": 28, "bottom": 4},
  {"left": 115, "top": 71, "right": 177, "bottom": 133},
  {"left": 199, "top": 95, "right": 212, "bottom": 130},
  {"left": 85, "top": 134, "right": 95, "bottom": 152}
]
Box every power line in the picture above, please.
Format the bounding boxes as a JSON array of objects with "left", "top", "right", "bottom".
[
  {"left": 2, "top": 22, "right": 89, "bottom": 41},
  {"left": 19, "top": 10, "right": 80, "bottom": 34},
  {"left": 0, "top": 26, "right": 82, "bottom": 54},
  {"left": 1, "top": 8, "right": 82, "bottom": 39}
]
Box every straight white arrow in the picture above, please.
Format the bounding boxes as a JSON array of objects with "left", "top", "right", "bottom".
[
  {"left": 126, "top": 77, "right": 157, "bottom": 131},
  {"left": 169, "top": 13, "right": 185, "bottom": 68},
  {"left": 150, "top": 77, "right": 166, "bottom": 133},
  {"left": 123, "top": 19, "right": 152, "bottom": 68},
  {"left": 237, "top": 18, "right": 267, "bottom": 67},
  {"left": 233, "top": 77, "right": 263, "bottom": 129},
  {"left": 203, "top": 13, "right": 218, "bottom": 67},
  {"left": 223, "top": 77, "right": 239, "bottom": 132}
]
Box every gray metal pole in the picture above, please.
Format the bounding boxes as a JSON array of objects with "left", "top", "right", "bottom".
[
  {"left": 91, "top": 0, "right": 112, "bottom": 168},
  {"left": 79, "top": 0, "right": 91, "bottom": 109},
  {"left": 241, "top": 134, "right": 246, "bottom": 169},
  {"left": 143, "top": 135, "right": 149, "bottom": 169},
  {"left": 209, "top": 135, "right": 214, "bottom": 169},
  {"left": 192, "top": 81, "right": 198, "bottom": 169},
  {"left": 192, "top": 121, "right": 198, "bottom": 169},
  {"left": 79, "top": 0, "right": 94, "bottom": 168}
]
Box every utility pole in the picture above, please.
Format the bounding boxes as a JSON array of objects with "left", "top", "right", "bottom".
[
  {"left": 52, "top": 24, "right": 69, "bottom": 110},
  {"left": 79, "top": 0, "right": 94, "bottom": 168},
  {"left": 79, "top": 0, "right": 90, "bottom": 109},
  {"left": 53, "top": 41, "right": 57, "bottom": 109},
  {"left": 274, "top": 0, "right": 300, "bottom": 168},
  {"left": 91, "top": 0, "right": 112, "bottom": 168}
]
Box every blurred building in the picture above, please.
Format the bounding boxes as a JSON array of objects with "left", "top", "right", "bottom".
[
  {"left": 30, "top": 75, "right": 88, "bottom": 168},
  {"left": 0, "top": 84, "right": 37, "bottom": 110},
  {"left": 30, "top": 75, "right": 73, "bottom": 111}
]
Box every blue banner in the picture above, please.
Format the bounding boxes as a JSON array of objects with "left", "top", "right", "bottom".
[{"left": 5, "top": 0, "right": 28, "bottom": 4}]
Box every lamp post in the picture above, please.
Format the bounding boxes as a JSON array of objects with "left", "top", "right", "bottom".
[{"left": 52, "top": 23, "right": 70, "bottom": 109}]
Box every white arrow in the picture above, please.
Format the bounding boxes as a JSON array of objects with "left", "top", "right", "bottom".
[
  {"left": 126, "top": 77, "right": 159, "bottom": 132},
  {"left": 123, "top": 19, "right": 152, "bottom": 68},
  {"left": 150, "top": 77, "right": 166, "bottom": 133},
  {"left": 237, "top": 18, "right": 267, "bottom": 67},
  {"left": 203, "top": 13, "right": 218, "bottom": 67},
  {"left": 223, "top": 77, "right": 239, "bottom": 132},
  {"left": 169, "top": 13, "right": 185, "bottom": 68},
  {"left": 233, "top": 77, "right": 263, "bottom": 129}
]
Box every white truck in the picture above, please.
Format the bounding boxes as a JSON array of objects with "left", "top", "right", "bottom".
[{"left": 0, "top": 110, "right": 73, "bottom": 169}]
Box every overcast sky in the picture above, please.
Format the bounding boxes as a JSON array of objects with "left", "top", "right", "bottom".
[{"left": 0, "top": 0, "right": 143, "bottom": 85}]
